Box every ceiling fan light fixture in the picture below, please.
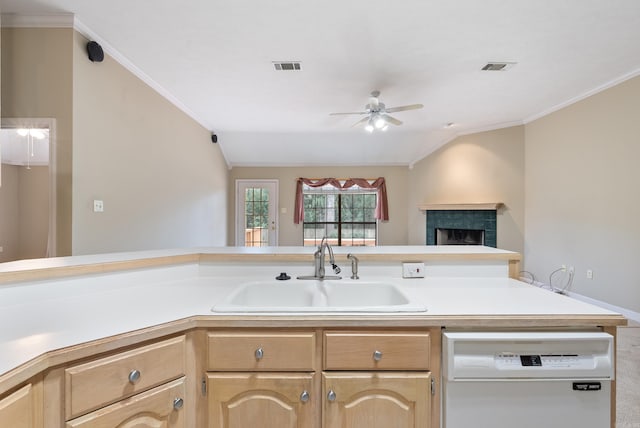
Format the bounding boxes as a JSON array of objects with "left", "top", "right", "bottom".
[
  {"left": 374, "top": 116, "right": 386, "bottom": 129},
  {"left": 364, "top": 123, "right": 374, "bottom": 133}
]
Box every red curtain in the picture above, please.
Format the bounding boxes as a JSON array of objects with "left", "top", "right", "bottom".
[{"left": 294, "top": 177, "right": 389, "bottom": 224}]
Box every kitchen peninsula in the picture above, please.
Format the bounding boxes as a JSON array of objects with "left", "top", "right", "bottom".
[{"left": 0, "top": 246, "right": 626, "bottom": 427}]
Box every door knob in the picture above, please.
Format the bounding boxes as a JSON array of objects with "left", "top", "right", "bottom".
[
  {"left": 255, "top": 347, "right": 264, "bottom": 360},
  {"left": 128, "top": 369, "right": 141, "bottom": 384},
  {"left": 173, "top": 397, "right": 184, "bottom": 410},
  {"left": 300, "top": 390, "right": 310, "bottom": 403},
  {"left": 327, "top": 390, "right": 337, "bottom": 402}
]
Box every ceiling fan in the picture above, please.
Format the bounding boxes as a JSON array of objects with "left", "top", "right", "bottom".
[{"left": 329, "top": 90, "right": 423, "bottom": 132}]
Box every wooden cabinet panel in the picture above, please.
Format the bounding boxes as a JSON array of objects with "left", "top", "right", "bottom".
[
  {"left": 65, "top": 335, "right": 186, "bottom": 419},
  {"left": 207, "top": 372, "right": 317, "bottom": 428},
  {"left": 324, "top": 332, "right": 430, "bottom": 370},
  {"left": 208, "top": 332, "right": 316, "bottom": 371},
  {"left": 0, "top": 381, "right": 42, "bottom": 428},
  {"left": 322, "top": 372, "right": 431, "bottom": 428},
  {"left": 66, "top": 377, "right": 185, "bottom": 428}
]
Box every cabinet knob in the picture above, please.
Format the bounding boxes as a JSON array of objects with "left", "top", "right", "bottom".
[
  {"left": 327, "top": 390, "right": 337, "bottom": 402},
  {"left": 173, "top": 397, "right": 184, "bottom": 410},
  {"left": 255, "top": 347, "right": 264, "bottom": 360},
  {"left": 128, "top": 369, "right": 141, "bottom": 384},
  {"left": 373, "top": 350, "right": 383, "bottom": 361},
  {"left": 300, "top": 390, "right": 310, "bottom": 403}
]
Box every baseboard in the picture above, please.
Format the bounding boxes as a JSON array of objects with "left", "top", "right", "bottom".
[{"left": 522, "top": 278, "right": 640, "bottom": 324}]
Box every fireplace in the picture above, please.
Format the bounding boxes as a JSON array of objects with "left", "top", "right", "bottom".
[
  {"left": 436, "top": 228, "right": 485, "bottom": 245},
  {"left": 420, "top": 203, "right": 502, "bottom": 247}
]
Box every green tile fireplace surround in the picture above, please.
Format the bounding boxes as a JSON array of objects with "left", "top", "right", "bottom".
[{"left": 422, "top": 204, "right": 502, "bottom": 247}]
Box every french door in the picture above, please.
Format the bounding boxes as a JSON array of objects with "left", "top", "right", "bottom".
[{"left": 235, "top": 180, "right": 278, "bottom": 247}]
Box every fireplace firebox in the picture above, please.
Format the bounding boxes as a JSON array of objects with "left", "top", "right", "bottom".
[{"left": 436, "top": 228, "right": 485, "bottom": 245}]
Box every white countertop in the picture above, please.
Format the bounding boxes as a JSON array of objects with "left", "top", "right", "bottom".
[{"left": 0, "top": 256, "right": 618, "bottom": 378}]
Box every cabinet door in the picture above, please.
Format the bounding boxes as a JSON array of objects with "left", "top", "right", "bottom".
[
  {"left": 208, "top": 373, "right": 317, "bottom": 428},
  {"left": 323, "top": 372, "right": 431, "bottom": 428},
  {"left": 66, "top": 378, "right": 185, "bottom": 428},
  {"left": 0, "top": 382, "right": 42, "bottom": 428}
]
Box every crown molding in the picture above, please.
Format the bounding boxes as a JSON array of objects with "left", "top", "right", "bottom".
[
  {"left": 0, "top": 14, "right": 74, "bottom": 28},
  {"left": 524, "top": 67, "right": 640, "bottom": 124}
]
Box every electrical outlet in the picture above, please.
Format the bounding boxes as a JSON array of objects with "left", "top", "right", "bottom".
[
  {"left": 402, "top": 262, "right": 425, "bottom": 278},
  {"left": 93, "top": 200, "right": 104, "bottom": 212},
  {"left": 586, "top": 269, "right": 593, "bottom": 279}
]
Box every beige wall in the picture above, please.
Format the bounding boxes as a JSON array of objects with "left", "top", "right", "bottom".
[
  {"left": 228, "top": 166, "right": 409, "bottom": 246},
  {"left": 525, "top": 75, "right": 640, "bottom": 313},
  {"left": 0, "top": 164, "right": 18, "bottom": 262},
  {"left": 72, "top": 32, "right": 228, "bottom": 254},
  {"left": 18, "top": 165, "right": 49, "bottom": 259},
  {"left": 0, "top": 165, "right": 49, "bottom": 261},
  {"left": 407, "top": 126, "right": 525, "bottom": 254},
  {"left": 1, "top": 27, "right": 73, "bottom": 256}
]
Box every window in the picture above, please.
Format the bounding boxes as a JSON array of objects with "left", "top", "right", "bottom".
[{"left": 302, "top": 184, "right": 377, "bottom": 246}]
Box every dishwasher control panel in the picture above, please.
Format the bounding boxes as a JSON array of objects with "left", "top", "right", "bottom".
[
  {"left": 443, "top": 331, "right": 614, "bottom": 380},
  {"left": 495, "top": 352, "right": 591, "bottom": 369}
]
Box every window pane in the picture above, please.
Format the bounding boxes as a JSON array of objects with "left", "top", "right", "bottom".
[{"left": 302, "top": 185, "right": 377, "bottom": 246}]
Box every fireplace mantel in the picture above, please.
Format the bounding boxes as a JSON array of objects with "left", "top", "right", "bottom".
[{"left": 419, "top": 202, "right": 504, "bottom": 211}]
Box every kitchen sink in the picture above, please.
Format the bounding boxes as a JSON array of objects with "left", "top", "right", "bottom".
[{"left": 212, "top": 280, "right": 427, "bottom": 313}]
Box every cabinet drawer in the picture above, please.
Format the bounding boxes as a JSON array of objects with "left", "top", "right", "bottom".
[
  {"left": 208, "top": 332, "right": 316, "bottom": 371},
  {"left": 324, "top": 331, "right": 430, "bottom": 370},
  {"left": 66, "top": 377, "right": 185, "bottom": 428},
  {"left": 65, "top": 335, "right": 186, "bottom": 420}
]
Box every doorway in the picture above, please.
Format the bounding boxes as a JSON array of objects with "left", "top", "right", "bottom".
[
  {"left": 235, "top": 180, "right": 278, "bottom": 247},
  {"left": 0, "top": 118, "right": 56, "bottom": 262}
]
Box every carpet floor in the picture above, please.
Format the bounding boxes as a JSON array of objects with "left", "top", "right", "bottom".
[{"left": 616, "top": 324, "right": 640, "bottom": 427}]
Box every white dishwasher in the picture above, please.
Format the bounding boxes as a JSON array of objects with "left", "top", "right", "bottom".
[{"left": 442, "top": 331, "right": 614, "bottom": 428}]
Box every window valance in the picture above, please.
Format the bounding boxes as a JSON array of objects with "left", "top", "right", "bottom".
[{"left": 294, "top": 177, "right": 389, "bottom": 224}]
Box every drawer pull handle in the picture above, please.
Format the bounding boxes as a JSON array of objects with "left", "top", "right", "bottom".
[
  {"left": 173, "top": 397, "right": 184, "bottom": 410},
  {"left": 128, "top": 369, "right": 141, "bottom": 384},
  {"left": 373, "top": 350, "right": 383, "bottom": 361},
  {"left": 327, "top": 390, "right": 337, "bottom": 402},
  {"left": 300, "top": 390, "right": 310, "bottom": 403},
  {"left": 255, "top": 347, "right": 264, "bottom": 360}
]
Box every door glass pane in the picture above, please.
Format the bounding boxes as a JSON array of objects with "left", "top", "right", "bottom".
[{"left": 244, "top": 187, "right": 269, "bottom": 247}]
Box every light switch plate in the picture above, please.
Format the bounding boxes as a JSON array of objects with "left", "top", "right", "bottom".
[{"left": 402, "top": 262, "right": 425, "bottom": 278}]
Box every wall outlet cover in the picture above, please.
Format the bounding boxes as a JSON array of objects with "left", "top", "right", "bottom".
[{"left": 402, "top": 262, "right": 425, "bottom": 278}]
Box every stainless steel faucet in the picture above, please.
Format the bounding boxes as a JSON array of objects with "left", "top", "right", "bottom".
[{"left": 298, "top": 237, "right": 341, "bottom": 280}]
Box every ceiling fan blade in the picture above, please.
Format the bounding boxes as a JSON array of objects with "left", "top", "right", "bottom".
[
  {"left": 350, "top": 116, "right": 370, "bottom": 128},
  {"left": 385, "top": 103, "right": 424, "bottom": 113},
  {"left": 382, "top": 114, "right": 403, "bottom": 126},
  {"left": 329, "top": 111, "right": 368, "bottom": 116}
]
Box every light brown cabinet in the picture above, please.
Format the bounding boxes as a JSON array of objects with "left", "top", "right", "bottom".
[
  {"left": 322, "top": 372, "right": 431, "bottom": 428},
  {"left": 38, "top": 335, "right": 189, "bottom": 428},
  {"left": 207, "top": 373, "right": 316, "bottom": 428},
  {"left": 0, "top": 379, "right": 43, "bottom": 428},
  {"left": 205, "top": 329, "right": 435, "bottom": 428},
  {"left": 206, "top": 331, "right": 318, "bottom": 428},
  {"left": 66, "top": 378, "right": 186, "bottom": 428},
  {"left": 65, "top": 335, "right": 186, "bottom": 419}
]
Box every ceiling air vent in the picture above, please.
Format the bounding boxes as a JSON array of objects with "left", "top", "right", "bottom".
[
  {"left": 481, "top": 62, "right": 516, "bottom": 71},
  {"left": 273, "top": 61, "right": 302, "bottom": 71}
]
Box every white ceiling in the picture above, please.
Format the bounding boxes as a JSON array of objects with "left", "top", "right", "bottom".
[{"left": 1, "top": 0, "right": 639, "bottom": 167}]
